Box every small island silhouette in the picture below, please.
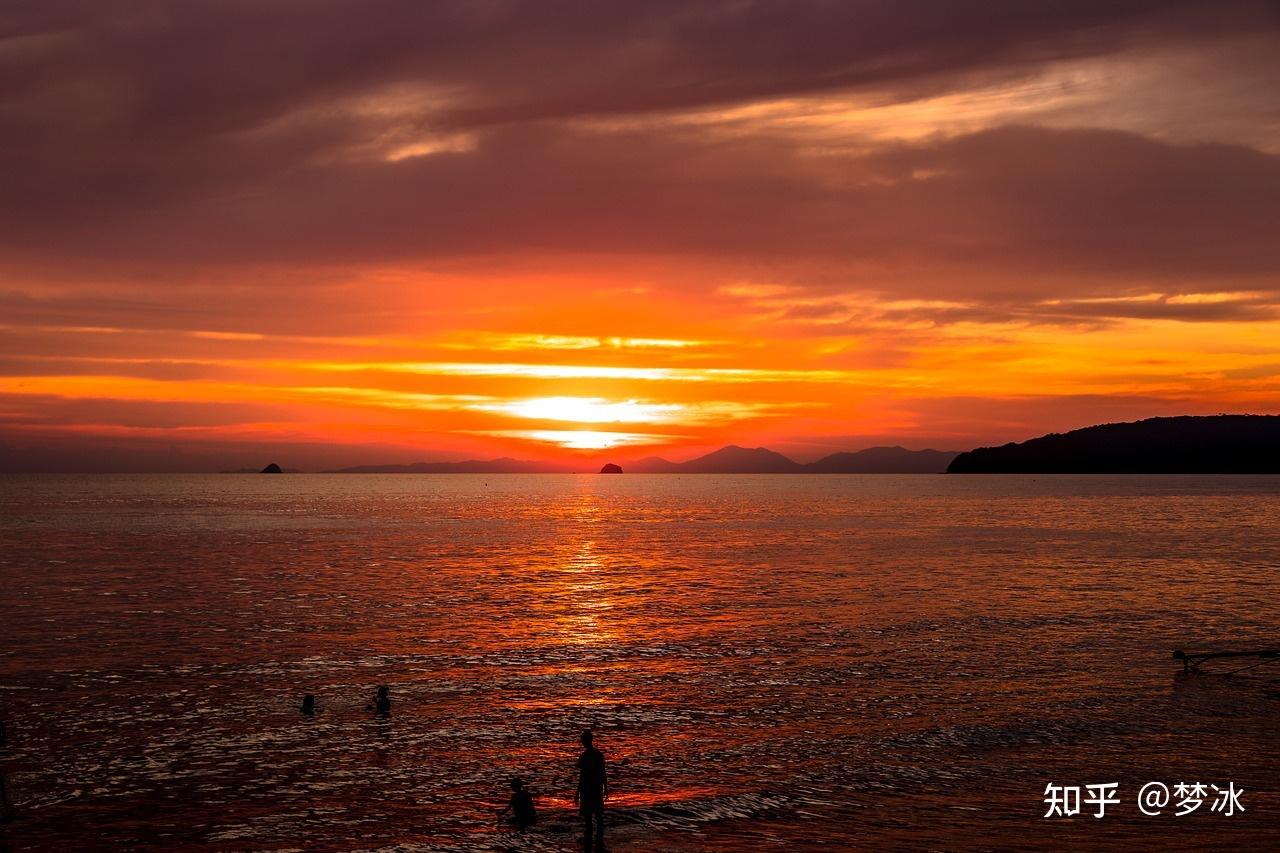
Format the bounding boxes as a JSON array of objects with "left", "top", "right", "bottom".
[{"left": 599, "top": 463, "right": 624, "bottom": 474}]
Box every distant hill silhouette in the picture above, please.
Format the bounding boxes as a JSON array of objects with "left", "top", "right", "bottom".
[
  {"left": 806, "top": 446, "right": 959, "bottom": 473},
  {"left": 629, "top": 444, "right": 958, "bottom": 473},
  {"left": 599, "top": 463, "right": 624, "bottom": 474},
  {"left": 947, "top": 415, "right": 1280, "bottom": 473},
  {"left": 260, "top": 463, "right": 283, "bottom": 474},
  {"left": 631, "top": 445, "right": 802, "bottom": 473},
  {"left": 330, "top": 457, "right": 564, "bottom": 474},
  {"left": 626, "top": 455, "right": 680, "bottom": 474},
  {"left": 330, "top": 444, "right": 958, "bottom": 474}
]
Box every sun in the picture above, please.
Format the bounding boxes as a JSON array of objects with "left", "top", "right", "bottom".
[
  {"left": 477, "top": 429, "right": 662, "bottom": 450},
  {"left": 474, "top": 396, "right": 682, "bottom": 424},
  {"left": 529, "top": 430, "right": 649, "bottom": 450}
]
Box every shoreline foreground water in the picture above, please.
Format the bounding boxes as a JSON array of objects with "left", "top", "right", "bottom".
[{"left": 2, "top": 474, "right": 1278, "bottom": 849}]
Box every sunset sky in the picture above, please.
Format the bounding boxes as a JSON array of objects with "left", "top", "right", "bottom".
[{"left": 2, "top": 1, "right": 1279, "bottom": 471}]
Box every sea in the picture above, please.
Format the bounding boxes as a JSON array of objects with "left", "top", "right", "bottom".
[{"left": 1, "top": 474, "right": 1277, "bottom": 850}]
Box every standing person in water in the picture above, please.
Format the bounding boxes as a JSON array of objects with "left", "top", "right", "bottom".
[
  {"left": 0, "top": 719, "right": 14, "bottom": 822},
  {"left": 368, "top": 685, "right": 391, "bottom": 718},
  {"left": 574, "top": 729, "right": 608, "bottom": 852},
  {"left": 496, "top": 776, "right": 537, "bottom": 830},
  {"left": 0, "top": 768, "right": 12, "bottom": 823}
]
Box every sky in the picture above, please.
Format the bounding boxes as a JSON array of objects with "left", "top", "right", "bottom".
[{"left": 2, "top": 1, "right": 1279, "bottom": 471}]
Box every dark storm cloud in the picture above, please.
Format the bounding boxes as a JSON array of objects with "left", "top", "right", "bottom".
[
  {"left": 2, "top": 1, "right": 1271, "bottom": 212},
  {"left": 5, "top": 121, "right": 1278, "bottom": 310},
  {"left": 2, "top": 0, "right": 1243, "bottom": 135},
  {"left": 1, "top": 0, "right": 1278, "bottom": 323}
]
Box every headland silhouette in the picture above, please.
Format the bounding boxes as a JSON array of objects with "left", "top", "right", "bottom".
[{"left": 947, "top": 415, "right": 1280, "bottom": 473}]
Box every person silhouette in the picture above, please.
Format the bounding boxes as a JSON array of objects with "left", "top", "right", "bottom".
[
  {"left": 367, "top": 685, "right": 391, "bottom": 718},
  {"left": 574, "top": 729, "right": 608, "bottom": 852},
  {"left": 496, "top": 776, "right": 537, "bottom": 830},
  {"left": 0, "top": 768, "right": 12, "bottom": 823},
  {"left": 0, "top": 720, "right": 13, "bottom": 823}
]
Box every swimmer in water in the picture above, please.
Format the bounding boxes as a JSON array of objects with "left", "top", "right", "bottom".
[
  {"left": 367, "top": 685, "right": 391, "bottom": 718},
  {"left": 497, "top": 777, "right": 537, "bottom": 830}
]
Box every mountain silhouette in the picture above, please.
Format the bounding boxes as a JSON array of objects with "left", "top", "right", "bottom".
[
  {"left": 806, "top": 446, "right": 958, "bottom": 473},
  {"left": 638, "top": 445, "right": 803, "bottom": 473},
  {"left": 626, "top": 455, "right": 680, "bottom": 473},
  {"left": 947, "top": 415, "right": 1280, "bottom": 473},
  {"left": 630, "top": 444, "right": 957, "bottom": 473},
  {"left": 329, "top": 445, "right": 957, "bottom": 474}
]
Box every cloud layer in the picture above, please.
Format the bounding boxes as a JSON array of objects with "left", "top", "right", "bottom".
[{"left": 2, "top": 1, "right": 1278, "bottom": 468}]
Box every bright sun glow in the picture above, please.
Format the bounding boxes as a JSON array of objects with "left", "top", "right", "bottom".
[
  {"left": 476, "top": 429, "right": 663, "bottom": 449},
  {"left": 473, "top": 396, "right": 683, "bottom": 424}
]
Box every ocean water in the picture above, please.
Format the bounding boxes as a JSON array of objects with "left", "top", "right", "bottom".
[{"left": 0, "top": 474, "right": 1277, "bottom": 851}]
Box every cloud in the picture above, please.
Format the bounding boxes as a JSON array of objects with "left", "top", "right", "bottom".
[
  {"left": 3, "top": 1, "right": 1279, "bottom": 468},
  {"left": 5, "top": 122, "right": 1279, "bottom": 308},
  {"left": 2, "top": 3, "right": 1276, "bottom": 337},
  {"left": 5, "top": 1, "right": 1251, "bottom": 142},
  {"left": 3, "top": 2, "right": 1277, "bottom": 275}
]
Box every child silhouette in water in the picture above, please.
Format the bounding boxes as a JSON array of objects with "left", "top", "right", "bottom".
[{"left": 497, "top": 777, "right": 537, "bottom": 830}]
